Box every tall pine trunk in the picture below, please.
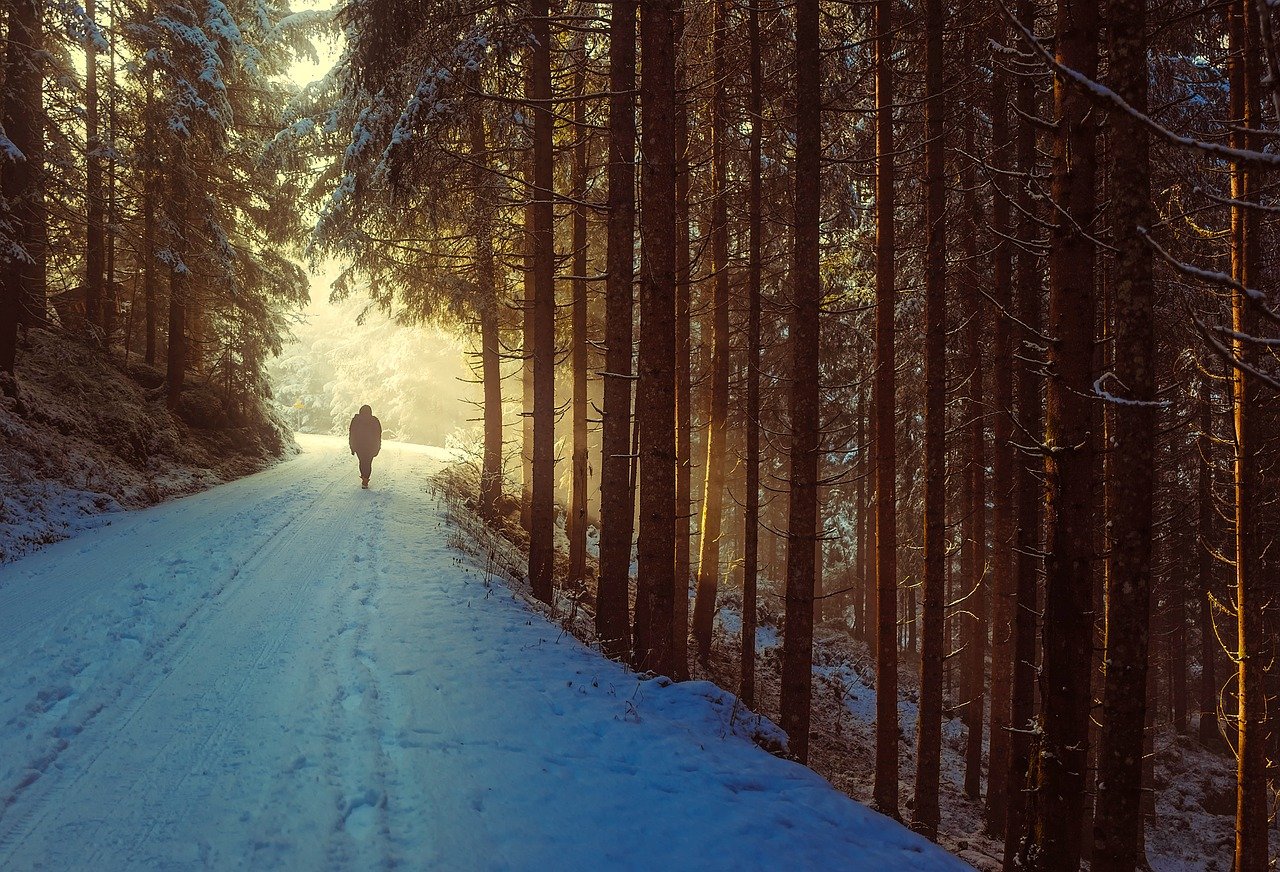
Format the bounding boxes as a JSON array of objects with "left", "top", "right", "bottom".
[
  {"left": 912, "top": 0, "right": 946, "bottom": 835},
  {"left": 872, "top": 0, "right": 899, "bottom": 817},
  {"left": 471, "top": 112, "right": 503, "bottom": 524},
  {"left": 1091, "top": 0, "right": 1155, "bottom": 864},
  {"left": 692, "top": 0, "right": 731, "bottom": 666},
  {"left": 1003, "top": 0, "right": 1043, "bottom": 861},
  {"left": 634, "top": 0, "right": 678, "bottom": 676},
  {"left": 85, "top": 0, "right": 106, "bottom": 338},
  {"left": 740, "top": 0, "right": 762, "bottom": 708},
  {"left": 781, "top": 0, "right": 821, "bottom": 765},
  {"left": 568, "top": 59, "right": 589, "bottom": 587},
  {"left": 1229, "top": 1, "right": 1267, "bottom": 866},
  {"left": 672, "top": 1, "right": 691, "bottom": 681},
  {"left": 528, "top": 0, "right": 556, "bottom": 604},
  {"left": 1, "top": 0, "right": 45, "bottom": 391},
  {"left": 165, "top": 140, "right": 187, "bottom": 409},
  {"left": 597, "top": 0, "right": 638, "bottom": 658},
  {"left": 1027, "top": 0, "right": 1099, "bottom": 864}
]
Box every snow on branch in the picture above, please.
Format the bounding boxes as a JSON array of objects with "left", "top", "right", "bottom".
[
  {"left": 1002, "top": 1, "right": 1280, "bottom": 169},
  {"left": 1092, "top": 372, "right": 1171, "bottom": 409}
]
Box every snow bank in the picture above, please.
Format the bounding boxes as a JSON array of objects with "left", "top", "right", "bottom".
[{"left": 0, "top": 328, "right": 292, "bottom": 562}]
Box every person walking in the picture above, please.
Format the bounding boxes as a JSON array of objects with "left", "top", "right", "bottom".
[{"left": 348, "top": 404, "right": 382, "bottom": 489}]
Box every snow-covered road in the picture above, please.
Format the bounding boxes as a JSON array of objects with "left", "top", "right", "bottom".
[{"left": 0, "top": 435, "right": 968, "bottom": 871}]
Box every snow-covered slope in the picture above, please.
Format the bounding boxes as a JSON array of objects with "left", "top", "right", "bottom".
[
  {"left": 0, "top": 328, "right": 291, "bottom": 563},
  {"left": 0, "top": 434, "right": 969, "bottom": 871}
]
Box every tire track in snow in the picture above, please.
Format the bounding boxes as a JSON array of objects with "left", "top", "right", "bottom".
[{"left": 0, "top": 457, "right": 353, "bottom": 865}]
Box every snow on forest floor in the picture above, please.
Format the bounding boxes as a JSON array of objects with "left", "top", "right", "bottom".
[
  {"left": 0, "top": 434, "right": 969, "bottom": 871},
  {"left": 0, "top": 329, "right": 290, "bottom": 564},
  {"left": 698, "top": 591, "right": 1275, "bottom": 872}
]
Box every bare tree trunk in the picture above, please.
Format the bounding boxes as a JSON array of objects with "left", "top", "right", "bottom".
[
  {"left": 672, "top": 1, "right": 691, "bottom": 681},
  {"left": 1091, "top": 0, "right": 1155, "bottom": 864},
  {"left": 1, "top": 0, "right": 45, "bottom": 391},
  {"left": 1026, "top": 0, "right": 1099, "bottom": 863},
  {"left": 1002, "top": 5, "right": 1043, "bottom": 867},
  {"left": 1229, "top": 2, "right": 1267, "bottom": 867},
  {"left": 568, "top": 59, "right": 589, "bottom": 587},
  {"left": 85, "top": 0, "right": 105, "bottom": 339},
  {"left": 961, "top": 110, "right": 987, "bottom": 804},
  {"left": 165, "top": 140, "right": 187, "bottom": 409},
  {"left": 597, "top": 0, "right": 637, "bottom": 659},
  {"left": 634, "top": 0, "right": 678, "bottom": 676},
  {"left": 1196, "top": 383, "right": 1218, "bottom": 748},
  {"left": 872, "top": 0, "right": 899, "bottom": 816},
  {"left": 692, "top": 0, "right": 731, "bottom": 667},
  {"left": 985, "top": 11, "right": 1016, "bottom": 832},
  {"left": 740, "top": 0, "right": 762, "bottom": 709},
  {"left": 781, "top": 0, "right": 821, "bottom": 765},
  {"left": 470, "top": 112, "right": 503, "bottom": 524},
  {"left": 528, "top": 0, "right": 556, "bottom": 604},
  {"left": 912, "top": 0, "right": 946, "bottom": 835}
]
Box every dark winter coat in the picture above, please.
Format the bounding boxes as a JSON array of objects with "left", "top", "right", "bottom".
[{"left": 349, "top": 407, "right": 382, "bottom": 458}]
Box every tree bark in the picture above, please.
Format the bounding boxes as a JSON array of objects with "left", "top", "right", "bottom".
[
  {"left": 740, "top": 0, "right": 762, "bottom": 709},
  {"left": 470, "top": 112, "right": 503, "bottom": 524},
  {"left": 1196, "top": 383, "right": 1218, "bottom": 749},
  {"left": 872, "top": 0, "right": 899, "bottom": 817},
  {"left": 1003, "top": 3, "right": 1043, "bottom": 864},
  {"left": 568, "top": 58, "right": 589, "bottom": 587},
  {"left": 1, "top": 0, "right": 45, "bottom": 390},
  {"left": 672, "top": 0, "right": 691, "bottom": 681},
  {"left": 985, "top": 14, "right": 1016, "bottom": 834},
  {"left": 528, "top": 0, "right": 556, "bottom": 605},
  {"left": 1026, "top": 0, "right": 1099, "bottom": 864},
  {"left": 597, "top": 0, "right": 637, "bottom": 659},
  {"left": 634, "top": 0, "right": 678, "bottom": 676},
  {"left": 1229, "top": 1, "right": 1267, "bottom": 866},
  {"left": 912, "top": 0, "right": 946, "bottom": 835},
  {"left": 781, "top": 0, "right": 821, "bottom": 766},
  {"left": 1091, "top": 0, "right": 1155, "bottom": 864},
  {"left": 692, "top": 0, "right": 731, "bottom": 667},
  {"left": 86, "top": 0, "right": 106, "bottom": 339},
  {"left": 165, "top": 140, "right": 187, "bottom": 409}
]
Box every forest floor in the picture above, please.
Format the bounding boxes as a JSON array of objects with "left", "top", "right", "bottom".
[
  {"left": 434, "top": 470, "right": 1270, "bottom": 872},
  {"left": 0, "top": 327, "right": 291, "bottom": 563},
  {"left": 0, "top": 435, "right": 967, "bottom": 871}
]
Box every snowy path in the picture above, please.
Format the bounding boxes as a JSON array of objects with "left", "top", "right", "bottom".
[{"left": 0, "top": 435, "right": 968, "bottom": 871}]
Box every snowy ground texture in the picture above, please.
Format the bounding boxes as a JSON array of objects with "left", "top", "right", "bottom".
[
  {"left": 0, "top": 328, "right": 290, "bottom": 563},
  {"left": 0, "top": 435, "right": 969, "bottom": 871}
]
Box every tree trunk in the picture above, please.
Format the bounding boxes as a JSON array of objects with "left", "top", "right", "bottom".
[
  {"left": 1091, "top": 0, "right": 1155, "bottom": 864},
  {"left": 984, "top": 18, "right": 1016, "bottom": 835},
  {"left": 781, "top": 0, "right": 820, "bottom": 765},
  {"left": 634, "top": 0, "right": 678, "bottom": 676},
  {"left": 1027, "top": 0, "right": 1099, "bottom": 864},
  {"left": 86, "top": 0, "right": 106, "bottom": 339},
  {"left": 0, "top": 0, "right": 45, "bottom": 390},
  {"left": 672, "top": 1, "right": 692, "bottom": 681},
  {"left": 470, "top": 112, "right": 503, "bottom": 524},
  {"left": 568, "top": 59, "right": 589, "bottom": 587},
  {"left": 1003, "top": 5, "right": 1043, "bottom": 868},
  {"left": 912, "top": 0, "right": 946, "bottom": 835},
  {"left": 597, "top": 0, "right": 637, "bottom": 659},
  {"left": 528, "top": 0, "right": 556, "bottom": 605},
  {"left": 872, "top": 0, "right": 899, "bottom": 817},
  {"left": 1196, "top": 383, "right": 1218, "bottom": 748},
  {"left": 692, "top": 0, "right": 731, "bottom": 667},
  {"left": 1229, "top": 1, "right": 1267, "bottom": 866},
  {"left": 961, "top": 109, "right": 987, "bottom": 804},
  {"left": 165, "top": 141, "right": 187, "bottom": 409},
  {"left": 740, "top": 0, "right": 762, "bottom": 709}
]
